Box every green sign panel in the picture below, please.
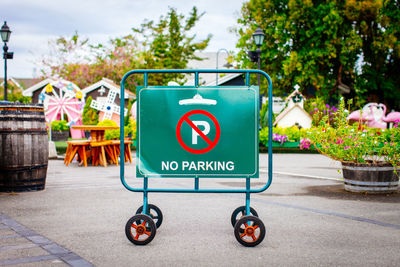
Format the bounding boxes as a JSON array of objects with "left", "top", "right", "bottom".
[{"left": 137, "top": 86, "right": 259, "bottom": 178}]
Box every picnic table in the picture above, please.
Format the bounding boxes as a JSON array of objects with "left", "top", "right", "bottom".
[{"left": 65, "top": 125, "right": 122, "bottom": 167}]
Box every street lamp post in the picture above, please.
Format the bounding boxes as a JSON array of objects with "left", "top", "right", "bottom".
[
  {"left": 248, "top": 27, "right": 265, "bottom": 110},
  {"left": 1, "top": 21, "right": 13, "bottom": 101},
  {"left": 216, "top": 48, "right": 233, "bottom": 86}
]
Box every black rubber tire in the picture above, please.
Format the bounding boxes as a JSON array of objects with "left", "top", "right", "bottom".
[
  {"left": 231, "top": 206, "right": 258, "bottom": 227},
  {"left": 136, "top": 204, "right": 163, "bottom": 229},
  {"left": 125, "top": 214, "right": 156, "bottom": 245},
  {"left": 234, "top": 215, "right": 265, "bottom": 247}
]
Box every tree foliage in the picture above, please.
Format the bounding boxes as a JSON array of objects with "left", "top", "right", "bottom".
[
  {"left": 39, "top": 7, "right": 211, "bottom": 93},
  {"left": 133, "top": 7, "right": 211, "bottom": 85},
  {"left": 236, "top": 0, "right": 400, "bottom": 110},
  {"left": 82, "top": 96, "right": 99, "bottom": 125}
]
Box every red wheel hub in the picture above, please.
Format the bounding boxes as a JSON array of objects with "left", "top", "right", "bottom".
[
  {"left": 136, "top": 225, "right": 146, "bottom": 234},
  {"left": 245, "top": 227, "right": 255, "bottom": 236}
]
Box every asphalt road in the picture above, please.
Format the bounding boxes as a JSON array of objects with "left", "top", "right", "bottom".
[{"left": 1, "top": 153, "right": 399, "bottom": 266}]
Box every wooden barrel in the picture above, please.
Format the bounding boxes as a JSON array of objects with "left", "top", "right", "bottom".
[
  {"left": 0, "top": 103, "right": 49, "bottom": 192},
  {"left": 342, "top": 162, "right": 399, "bottom": 193}
]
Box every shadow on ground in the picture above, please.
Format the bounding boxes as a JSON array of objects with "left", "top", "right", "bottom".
[
  {"left": 304, "top": 184, "right": 400, "bottom": 203},
  {"left": 218, "top": 181, "right": 400, "bottom": 203}
]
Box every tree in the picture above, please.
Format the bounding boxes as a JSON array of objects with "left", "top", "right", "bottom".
[
  {"left": 133, "top": 6, "right": 211, "bottom": 85},
  {"left": 345, "top": 0, "right": 400, "bottom": 109},
  {"left": 39, "top": 33, "right": 142, "bottom": 90},
  {"left": 38, "top": 7, "right": 211, "bottom": 92},
  {"left": 0, "top": 83, "right": 31, "bottom": 103},
  {"left": 235, "top": 0, "right": 400, "bottom": 110}
]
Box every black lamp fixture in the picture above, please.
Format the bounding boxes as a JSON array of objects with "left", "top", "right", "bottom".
[
  {"left": 1, "top": 21, "right": 14, "bottom": 101},
  {"left": 1, "top": 22, "right": 11, "bottom": 43},
  {"left": 252, "top": 27, "right": 265, "bottom": 48},
  {"left": 248, "top": 26, "right": 265, "bottom": 63}
]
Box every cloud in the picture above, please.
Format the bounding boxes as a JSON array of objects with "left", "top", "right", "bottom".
[{"left": 1, "top": 0, "right": 246, "bottom": 78}]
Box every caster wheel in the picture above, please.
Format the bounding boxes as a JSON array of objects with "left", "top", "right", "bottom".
[
  {"left": 136, "top": 204, "right": 163, "bottom": 229},
  {"left": 125, "top": 214, "right": 156, "bottom": 245},
  {"left": 231, "top": 206, "right": 258, "bottom": 227},
  {"left": 234, "top": 215, "right": 265, "bottom": 247}
]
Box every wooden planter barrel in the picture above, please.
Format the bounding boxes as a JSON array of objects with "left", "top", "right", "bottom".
[
  {"left": 342, "top": 162, "right": 399, "bottom": 193},
  {"left": 0, "top": 103, "right": 49, "bottom": 192}
]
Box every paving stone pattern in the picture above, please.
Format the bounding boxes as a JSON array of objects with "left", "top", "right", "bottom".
[{"left": 0, "top": 213, "right": 93, "bottom": 267}]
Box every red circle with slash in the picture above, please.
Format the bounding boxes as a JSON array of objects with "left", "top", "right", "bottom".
[{"left": 176, "top": 110, "right": 220, "bottom": 154}]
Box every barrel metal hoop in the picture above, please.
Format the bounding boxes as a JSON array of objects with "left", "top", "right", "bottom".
[
  {"left": 342, "top": 165, "right": 394, "bottom": 171},
  {"left": 0, "top": 117, "right": 46, "bottom": 122},
  {"left": 0, "top": 130, "right": 47, "bottom": 135},
  {"left": 1, "top": 164, "right": 48, "bottom": 173},
  {"left": 344, "top": 178, "right": 399, "bottom": 186},
  {"left": 344, "top": 185, "right": 399, "bottom": 191},
  {"left": 0, "top": 110, "right": 45, "bottom": 115}
]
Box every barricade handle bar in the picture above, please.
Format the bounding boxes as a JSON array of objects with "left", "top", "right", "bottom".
[{"left": 119, "top": 69, "right": 273, "bottom": 194}]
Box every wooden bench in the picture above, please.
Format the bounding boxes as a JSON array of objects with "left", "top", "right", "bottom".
[
  {"left": 64, "top": 140, "right": 91, "bottom": 167},
  {"left": 90, "top": 140, "right": 117, "bottom": 167},
  {"left": 110, "top": 139, "right": 133, "bottom": 164}
]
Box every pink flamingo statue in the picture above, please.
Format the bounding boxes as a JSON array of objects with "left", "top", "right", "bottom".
[
  {"left": 347, "top": 103, "right": 374, "bottom": 122},
  {"left": 347, "top": 103, "right": 398, "bottom": 129},
  {"left": 382, "top": 111, "right": 400, "bottom": 124},
  {"left": 368, "top": 103, "right": 387, "bottom": 128}
]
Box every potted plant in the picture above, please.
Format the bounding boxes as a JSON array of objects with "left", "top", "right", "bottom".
[
  {"left": 308, "top": 99, "right": 399, "bottom": 193},
  {"left": 51, "top": 120, "right": 70, "bottom": 141}
]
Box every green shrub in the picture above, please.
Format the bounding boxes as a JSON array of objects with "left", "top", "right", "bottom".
[
  {"left": 260, "top": 102, "right": 276, "bottom": 128},
  {"left": 259, "top": 126, "right": 309, "bottom": 144},
  {"left": 96, "top": 118, "right": 137, "bottom": 140},
  {"left": 51, "top": 120, "right": 69, "bottom": 132},
  {"left": 82, "top": 96, "right": 99, "bottom": 125},
  {"left": 97, "top": 119, "right": 119, "bottom": 140},
  {"left": 125, "top": 119, "right": 137, "bottom": 140}
]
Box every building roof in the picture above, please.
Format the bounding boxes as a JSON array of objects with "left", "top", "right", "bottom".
[
  {"left": 185, "top": 52, "right": 237, "bottom": 85},
  {"left": 82, "top": 78, "right": 135, "bottom": 99},
  {"left": 285, "top": 89, "right": 306, "bottom": 102},
  {"left": 22, "top": 78, "right": 81, "bottom": 97},
  {"left": 273, "top": 104, "right": 312, "bottom": 126},
  {"left": 204, "top": 73, "right": 243, "bottom": 86},
  {"left": 0, "top": 77, "right": 40, "bottom": 90}
]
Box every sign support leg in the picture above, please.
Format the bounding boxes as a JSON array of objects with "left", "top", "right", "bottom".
[
  {"left": 143, "top": 177, "right": 149, "bottom": 215},
  {"left": 245, "top": 177, "right": 251, "bottom": 216}
]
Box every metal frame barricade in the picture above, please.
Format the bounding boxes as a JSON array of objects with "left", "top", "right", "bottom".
[{"left": 119, "top": 69, "right": 273, "bottom": 247}]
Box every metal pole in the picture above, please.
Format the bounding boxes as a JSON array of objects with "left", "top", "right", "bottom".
[
  {"left": 216, "top": 48, "right": 229, "bottom": 86},
  {"left": 257, "top": 48, "right": 261, "bottom": 111},
  {"left": 3, "top": 43, "right": 7, "bottom": 101}
]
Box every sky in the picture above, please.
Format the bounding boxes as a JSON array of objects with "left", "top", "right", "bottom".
[{"left": 0, "top": 0, "right": 247, "bottom": 79}]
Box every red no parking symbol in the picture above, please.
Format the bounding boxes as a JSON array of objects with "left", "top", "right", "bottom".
[{"left": 176, "top": 110, "right": 220, "bottom": 154}]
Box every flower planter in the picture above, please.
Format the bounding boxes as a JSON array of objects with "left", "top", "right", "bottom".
[
  {"left": 51, "top": 130, "right": 69, "bottom": 141},
  {"left": 272, "top": 141, "right": 300, "bottom": 148},
  {"left": 341, "top": 162, "right": 399, "bottom": 193}
]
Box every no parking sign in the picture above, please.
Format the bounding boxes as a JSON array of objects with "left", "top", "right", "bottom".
[{"left": 137, "top": 86, "right": 259, "bottom": 178}]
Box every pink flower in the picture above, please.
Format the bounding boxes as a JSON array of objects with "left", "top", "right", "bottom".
[
  {"left": 354, "top": 144, "right": 358, "bottom": 147},
  {"left": 344, "top": 146, "right": 350, "bottom": 150}
]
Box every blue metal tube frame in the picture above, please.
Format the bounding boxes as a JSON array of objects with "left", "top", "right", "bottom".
[{"left": 119, "top": 69, "right": 273, "bottom": 195}]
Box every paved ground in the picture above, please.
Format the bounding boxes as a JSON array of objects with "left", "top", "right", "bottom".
[{"left": 1, "top": 153, "right": 399, "bottom": 266}]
